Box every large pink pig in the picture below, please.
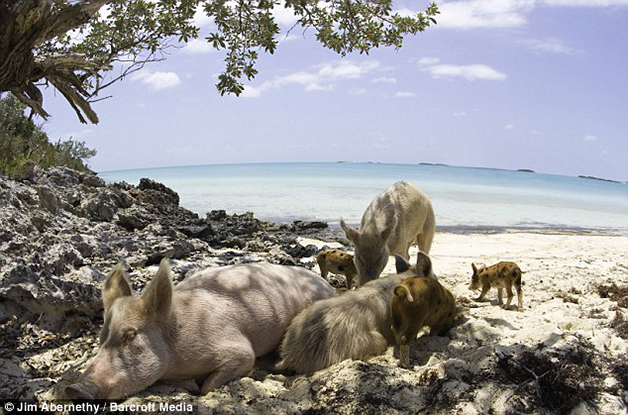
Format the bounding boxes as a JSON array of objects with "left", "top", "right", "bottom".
[{"left": 65, "top": 259, "right": 334, "bottom": 399}]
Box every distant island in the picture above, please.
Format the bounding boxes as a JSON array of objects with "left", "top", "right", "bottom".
[
  {"left": 517, "top": 169, "right": 536, "bottom": 173},
  {"left": 578, "top": 175, "right": 623, "bottom": 184},
  {"left": 418, "top": 162, "right": 450, "bottom": 167}
]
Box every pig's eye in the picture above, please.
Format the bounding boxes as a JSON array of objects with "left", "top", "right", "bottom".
[{"left": 121, "top": 328, "right": 137, "bottom": 346}]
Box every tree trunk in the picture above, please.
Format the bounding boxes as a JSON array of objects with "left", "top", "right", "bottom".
[{"left": 0, "top": 0, "right": 111, "bottom": 123}]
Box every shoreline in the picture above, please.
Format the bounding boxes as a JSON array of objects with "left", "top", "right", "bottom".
[{"left": 258, "top": 216, "right": 628, "bottom": 236}]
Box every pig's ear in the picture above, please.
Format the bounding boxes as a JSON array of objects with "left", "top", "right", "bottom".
[
  {"left": 340, "top": 219, "right": 359, "bottom": 243},
  {"left": 395, "top": 254, "right": 411, "bottom": 274},
  {"left": 416, "top": 252, "right": 433, "bottom": 278},
  {"left": 394, "top": 285, "right": 414, "bottom": 302},
  {"left": 142, "top": 258, "right": 173, "bottom": 320},
  {"left": 103, "top": 263, "right": 133, "bottom": 314}
]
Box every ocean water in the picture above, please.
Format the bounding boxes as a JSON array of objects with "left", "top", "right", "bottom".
[{"left": 100, "top": 162, "right": 628, "bottom": 232}]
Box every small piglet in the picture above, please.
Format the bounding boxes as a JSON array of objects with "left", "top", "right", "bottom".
[
  {"left": 316, "top": 249, "right": 357, "bottom": 289},
  {"left": 391, "top": 254, "right": 456, "bottom": 367},
  {"left": 277, "top": 252, "right": 435, "bottom": 374},
  {"left": 340, "top": 181, "right": 435, "bottom": 286},
  {"left": 65, "top": 259, "right": 334, "bottom": 400},
  {"left": 469, "top": 261, "right": 523, "bottom": 311}
]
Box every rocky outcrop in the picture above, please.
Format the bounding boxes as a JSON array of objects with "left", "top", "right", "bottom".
[{"left": 0, "top": 167, "right": 340, "bottom": 325}]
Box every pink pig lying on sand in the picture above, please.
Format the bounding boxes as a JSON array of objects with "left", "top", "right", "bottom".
[{"left": 65, "top": 259, "right": 334, "bottom": 400}]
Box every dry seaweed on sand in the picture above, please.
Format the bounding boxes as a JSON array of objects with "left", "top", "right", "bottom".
[
  {"left": 597, "top": 283, "right": 628, "bottom": 308},
  {"left": 495, "top": 337, "right": 602, "bottom": 415}
]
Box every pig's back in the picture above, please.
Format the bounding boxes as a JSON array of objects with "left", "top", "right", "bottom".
[
  {"left": 362, "top": 182, "right": 430, "bottom": 228},
  {"left": 175, "top": 263, "right": 334, "bottom": 356}
]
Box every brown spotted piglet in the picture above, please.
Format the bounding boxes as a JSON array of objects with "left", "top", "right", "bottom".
[
  {"left": 391, "top": 253, "right": 456, "bottom": 367},
  {"left": 469, "top": 261, "right": 523, "bottom": 311},
  {"left": 316, "top": 249, "right": 357, "bottom": 288}
]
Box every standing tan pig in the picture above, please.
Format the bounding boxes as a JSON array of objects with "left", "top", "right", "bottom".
[
  {"left": 340, "top": 181, "right": 435, "bottom": 286},
  {"left": 65, "top": 259, "right": 334, "bottom": 400},
  {"left": 470, "top": 261, "right": 523, "bottom": 311}
]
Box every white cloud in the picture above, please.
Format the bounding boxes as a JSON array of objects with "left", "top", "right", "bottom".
[
  {"left": 273, "top": 4, "right": 300, "bottom": 26},
  {"left": 505, "top": 124, "right": 515, "bottom": 129},
  {"left": 349, "top": 88, "right": 367, "bottom": 95},
  {"left": 318, "top": 61, "right": 379, "bottom": 79},
  {"left": 424, "top": 64, "right": 507, "bottom": 81},
  {"left": 183, "top": 38, "right": 216, "bottom": 54},
  {"left": 192, "top": 5, "right": 215, "bottom": 28},
  {"left": 522, "top": 38, "right": 581, "bottom": 54},
  {"left": 418, "top": 57, "right": 441, "bottom": 65},
  {"left": 438, "top": 0, "right": 534, "bottom": 29},
  {"left": 241, "top": 85, "right": 262, "bottom": 98},
  {"left": 584, "top": 135, "right": 598, "bottom": 142},
  {"left": 395, "top": 91, "right": 416, "bottom": 98},
  {"left": 436, "top": 0, "right": 628, "bottom": 30},
  {"left": 242, "top": 60, "right": 380, "bottom": 97},
  {"left": 132, "top": 70, "right": 181, "bottom": 90},
  {"left": 372, "top": 77, "right": 397, "bottom": 84},
  {"left": 542, "top": 0, "right": 628, "bottom": 6}
]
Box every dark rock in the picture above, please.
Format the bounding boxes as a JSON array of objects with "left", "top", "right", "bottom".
[
  {"left": 80, "top": 173, "right": 106, "bottom": 188},
  {"left": 116, "top": 212, "right": 149, "bottom": 231},
  {"left": 207, "top": 210, "right": 227, "bottom": 221},
  {"left": 145, "top": 239, "right": 195, "bottom": 266},
  {"left": 177, "top": 224, "right": 214, "bottom": 239},
  {"left": 293, "top": 220, "right": 328, "bottom": 231},
  {"left": 44, "top": 167, "right": 80, "bottom": 187},
  {"left": 35, "top": 185, "right": 60, "bottom": 213},
  {"left": 138, "top": 178, "right": 179, "bottom": 205}
]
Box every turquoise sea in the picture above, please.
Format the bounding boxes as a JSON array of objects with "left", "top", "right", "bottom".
[{"left": 99, "top": 162, "right": 628, "bottom": 232}]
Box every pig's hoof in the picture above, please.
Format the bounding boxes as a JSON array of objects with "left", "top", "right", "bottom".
[{"left": 398, "top": 360, "right": 412, "bottom": 369}]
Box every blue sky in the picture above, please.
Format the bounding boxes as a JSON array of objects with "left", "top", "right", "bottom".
[{"left": 41, "top": 0, "right": 628, "bottom": 181}]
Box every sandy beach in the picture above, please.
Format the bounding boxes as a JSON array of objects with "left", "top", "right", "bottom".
[
  {"left": 33, "top": 229, "right": 625, "bottom": 414},
  {"left": 204, "top": 230, "right": 628, "bottom": 415},
  {"left": 2, "top": 169, "right": 626, "bottom": 414}
]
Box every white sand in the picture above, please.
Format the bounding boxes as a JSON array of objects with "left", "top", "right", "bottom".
[{"left": 49, "top": 231, "right": 628, "bottom": 414}]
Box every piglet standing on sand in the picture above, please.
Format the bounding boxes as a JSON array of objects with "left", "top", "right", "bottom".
[
  {"left": 469, "top": 261, "right": 524, "bottom": 311},
  {"left": 391, "top": 254, "right": 456, "bottom": 368},
  {"left": 316, "top": 248, "right": 357, "bottom": 289},
  {"left": 340, "top": 181, "right": 436, "bottom": 286},
  {"left": 65, "top": 259, "right": 334, "bottom": 400}
]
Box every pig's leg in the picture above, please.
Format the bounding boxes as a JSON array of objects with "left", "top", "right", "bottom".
[
  {"left": 497, "top": 287, "right": 504, "bottom": 305},
  {"left": 431, "top": 309, "right": 455, "bottom": 336},
  {"left": 503, "top": 285, "right": 514, "bottom": 310},
  {"left": 319, "top": 262, "right": 328, "bottom": 280},
  {"left": 516, "top": 284, "right": 523, "bottom": 311},
  {"left": 200, "top": 343, "right": 255, "bottom": 394},
  {"left": 404, "top": 242, "right": 412, "bottom": 260},
  {"left": 397, "top": 322, "right": 424, "bottom": 368},
  {"left": 475, "top": 285, "right": 490, "bottom": 302},
  {"left": 345, "top": 271, "right": 355, "bottom": 289}
]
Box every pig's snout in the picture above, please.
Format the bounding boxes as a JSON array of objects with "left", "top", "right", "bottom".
[{"left": 65, "top": 381, "right": 99, "bottom": 400}]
